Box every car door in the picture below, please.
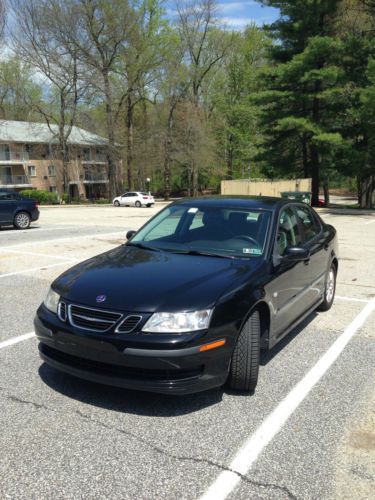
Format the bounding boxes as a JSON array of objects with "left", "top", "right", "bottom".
[
  {"left": 120, "top": 192, "right": 131, "bottom": 206},
  {"left": 268, "top": 205, "right": 311, "bottom": 338},
  {"left": 0, "top": 190, "right": 16, "bottom": 224},
  {"left": 294, "top": 204, "right": 329, "bottom": 306}
]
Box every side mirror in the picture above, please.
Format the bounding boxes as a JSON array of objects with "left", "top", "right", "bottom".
[
  {"left": 283, "top": 246, "right": 310, "bottom": 261},
  {"left": 126, "top": 230, "right": 136, "bottom": 240}
]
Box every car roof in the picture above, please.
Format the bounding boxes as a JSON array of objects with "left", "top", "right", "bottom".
[{"left": 172, "top": 196, "right": 294, "bottom": 211}]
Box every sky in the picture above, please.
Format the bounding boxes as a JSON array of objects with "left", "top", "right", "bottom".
[{"left": 165, "top": 1, "right": 280, "bottom": 30}]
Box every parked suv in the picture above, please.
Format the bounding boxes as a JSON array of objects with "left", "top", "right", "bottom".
[{"left": 0, "top": 189, "right": 39, "bottom": 229}]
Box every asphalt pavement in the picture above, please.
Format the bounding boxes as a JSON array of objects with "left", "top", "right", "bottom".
[{"left": 0, "top": 203, "right": 374, "bottom": 500}]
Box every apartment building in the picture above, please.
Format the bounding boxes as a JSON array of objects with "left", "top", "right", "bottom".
[{"left": 0, "top": 120, "right": 116, "bottom": 200}]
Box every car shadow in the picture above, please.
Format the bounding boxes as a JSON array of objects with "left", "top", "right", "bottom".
[
  {"left": 38, "top": 363, "right": 224, "bottom": 416},
  {"left": 260, "top": 311, "right": 319, "bottom": 366}
]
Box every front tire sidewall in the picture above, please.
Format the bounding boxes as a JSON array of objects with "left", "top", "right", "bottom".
[
  {"left": 14, "top": 211, "right": 31, "bottom": 229},
  {"left": 228, "top": 309, "right": 260, "bottom": 393}
]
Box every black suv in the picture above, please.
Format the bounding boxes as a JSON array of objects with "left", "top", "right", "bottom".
[{"left": 0, "top": 189, "right": 40, "bottom": 229}]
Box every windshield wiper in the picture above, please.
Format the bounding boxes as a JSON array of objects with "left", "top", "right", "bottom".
[
  {"left": 127, "top": 242, "right": 161, "bottom": 252},
  {"left": 171, "top": 249, "right": 234, "bottom": 259}
]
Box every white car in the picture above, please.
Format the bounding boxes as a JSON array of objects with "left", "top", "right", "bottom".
[{"left": 113, "top": 191, "right": 155, "bottom": 208}]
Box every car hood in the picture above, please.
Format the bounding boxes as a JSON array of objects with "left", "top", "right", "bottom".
[{"left": 53, "top": 246, "right": 262, "bottom": 312}]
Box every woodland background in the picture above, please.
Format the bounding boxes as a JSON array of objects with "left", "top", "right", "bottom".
[{"left": 0, "top": 0, "right": 374, "bottom": 207}]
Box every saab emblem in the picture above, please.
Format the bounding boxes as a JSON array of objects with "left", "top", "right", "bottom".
[{"left": 96, "top": 295, "right": 107, "bottom": 303}]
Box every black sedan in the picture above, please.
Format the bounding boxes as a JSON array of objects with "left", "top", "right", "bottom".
[
  {"left": 0, "top": 188, "right": 39, "bottom": 229},
  {"left": 35, "top": 197, "right": 338, "bottom": 395}
]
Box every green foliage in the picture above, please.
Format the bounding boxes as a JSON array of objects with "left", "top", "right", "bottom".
[{"left": 20, "top": 189, "right": 59, "bottom": 204}]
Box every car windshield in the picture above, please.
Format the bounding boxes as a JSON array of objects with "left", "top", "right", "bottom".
[{"left": 129, "top": 204, "right": 271, "bottom": 259}]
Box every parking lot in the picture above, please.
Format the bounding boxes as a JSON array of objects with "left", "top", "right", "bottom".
[{"left": 0, "top": 204, "right": 374, "bottom": 500}]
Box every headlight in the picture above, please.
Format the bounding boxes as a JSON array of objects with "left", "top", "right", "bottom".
[
  {"left": 142, "top": 310, "right": 212, "bottom": 333},
  {"left": 44, "top": 288, "right": 60, "bottom": 314}
]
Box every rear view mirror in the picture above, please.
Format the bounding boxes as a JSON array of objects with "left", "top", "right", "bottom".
[{"left": 126, "top": 230, "right": 136, "bottom": 240}]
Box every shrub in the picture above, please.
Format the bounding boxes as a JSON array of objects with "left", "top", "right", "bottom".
[{"left": 20, "top": 189, "right": 59, "bottom": 204}]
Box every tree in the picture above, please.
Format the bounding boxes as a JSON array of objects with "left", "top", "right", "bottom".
[
  {"left": 210, "top": 26, "right": 269, "bottom": 180},
  {"left": 11, "top": 0, "right": 86, "bottom": 197},
  {"left": 176, "top": 0, "right": 231, "bottom": 196}
]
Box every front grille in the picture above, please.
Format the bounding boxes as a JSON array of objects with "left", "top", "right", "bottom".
[
  {"left": 68, "top": 304, "right": 122, "bottom": 333},
  {"left": 58, "top": 301, "right": 67, "bottom": 322},
  {"left": 116, "top": 315, "right": 142, "bottom": 333}
]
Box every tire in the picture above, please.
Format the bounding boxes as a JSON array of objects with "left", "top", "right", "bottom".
[
  {"left": 228, "top": 309, "right": 260, "bottom": 392},
  {"left": 13, "top": 211, "right": 31, "bottom": 229},
  {"left": 114, "top": 200, "right": 120, "bottom": 207},
  {"left": 317, "top": 263, "right": 336, "bottom": 311},
  {"left": 135, "top": 201, "right": 141, "bottom": 207}
]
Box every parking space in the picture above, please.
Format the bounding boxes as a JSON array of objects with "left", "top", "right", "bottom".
[{"left": 0, "top": 204, "right": 374, "bottom": 499}]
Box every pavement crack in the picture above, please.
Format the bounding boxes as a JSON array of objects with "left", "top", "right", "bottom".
[
  {"left": 0, "top": 386, "right": 49, "bottom": 411},
  {"left": 75, "top": 409, "right": 298, "bottom": 499},
  {"left": 0, "top": 388, "right": 297, "bottom": 499}
]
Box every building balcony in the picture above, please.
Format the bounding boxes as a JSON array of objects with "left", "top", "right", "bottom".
[
  {"left": 0, "top": 174, "right": 32, "bottom": 188},
  {"left": 83, "top": 172, "right": 109, "bottom": 183},
  {"left": 0, "top": 151, "right": 29, "bottom": 162},
  {"left": 81, "top": 153, "right": 107, "bottom": 164}
]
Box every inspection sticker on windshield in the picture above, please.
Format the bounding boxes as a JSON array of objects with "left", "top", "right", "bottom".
[
  {"left": 188, "top": 208, "right": 199, "bottom": 214},
  {"left": 243, "top": 248, "right": 262, "bottom": 255}
]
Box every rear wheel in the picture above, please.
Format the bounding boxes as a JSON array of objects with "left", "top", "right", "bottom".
[
  {"left": 14, "top": 211, "right": 31, "bottom": 229},
  {"left": 228, "top": 310, "right": 260, "bottom": 392},
  {"left": 318, "top": 263, "right": 336, "bottom": 311},
  {"left": 135, "top": 201, "right": 141, "bottom": 207}
]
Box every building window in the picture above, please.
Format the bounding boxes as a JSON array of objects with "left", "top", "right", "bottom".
[
  {"left": 25, "top": 144, "right": 34, "bottom": 154},
  {"left": 49, "top": 186, "right": 57, "bottom": 193},
  {"left": 28, "top": 165, "right": 36, "bottom": 177},
  {"left": 0, "top": 144, "right": 10, "bottom": 161},
  {"left": 48, "top": 165, "right": 56, "bottom": 176}
]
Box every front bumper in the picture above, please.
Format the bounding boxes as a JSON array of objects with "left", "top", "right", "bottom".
[{"left": 34, "top": 309, "right": 232, "bottom": 395}]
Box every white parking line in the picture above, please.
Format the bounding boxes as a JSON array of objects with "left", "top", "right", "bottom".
[
  {"left": 0, "top": 332, "right": 35, "bottom": 350},
  {"left": 336, "top": 295, "right": 371, "bottom": 303},
  {"left": 364, "top": 219, "right": 375, "bottom": 225},
  {"left": 200, "top": 298, "right": 375, "bottom": 500},
  {"left": 0, "top": 248, "right": 77, "bottom": 261},
  {"left": 0, "top": 260, "right": 78, "bottom": 279}
]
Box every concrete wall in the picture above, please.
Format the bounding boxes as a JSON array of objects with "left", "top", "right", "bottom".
[{"left": 221, "top": 178, "right": 312, "bottom": 197}]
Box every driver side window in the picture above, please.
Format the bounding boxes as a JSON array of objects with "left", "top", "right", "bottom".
[{"left": 277, "top": 207, "right": 303, "bottom": 255}]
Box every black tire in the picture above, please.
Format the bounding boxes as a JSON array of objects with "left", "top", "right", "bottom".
[
  {"left": 135, "top": 201, "right": 141, "bottom": 207},
  {"left": 317, "top": 263, "right": 336, "bottom": 311},
  {"left": 228, "top": 309, "right": 260, "bottom": 392},
  {"left": 114, "top": 200, "right": 120, "bottom": 207},
  {"left": 13, "top": 211, "right": 31, "bottom": 229}
]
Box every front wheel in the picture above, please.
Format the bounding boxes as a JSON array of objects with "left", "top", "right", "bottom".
[
  {"left": 227, "top": 309, "right": 260, "bottom": 393},
  {"left": 113, "top": 200, "right": 120, "bottom": 207},
  {"left": 318, "top": 263, "right": 336, "bottom": 311},
  {"left": 14, "top": 211, "right": 31, "bottom": 229}
]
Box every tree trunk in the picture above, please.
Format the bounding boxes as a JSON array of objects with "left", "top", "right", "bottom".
[
  {"left": 126, "top": 93, "right": 134, "bottom": 190},
  {"left": 359, "top": 174, "right": 375, "bottom": 209},
  {"left": 192, "top": 160, "right": 198, "bottom": 197},
  {"left": 103, "top": 70, "right": 117, "bottom": 199},
  {"left": 311, "top": 84, "right": 321, "bottom": 207},
  {"left": 227, "top": 134, "right": 234, "bottom": 180},
  {"left": 163, "top": 105, "right": 175, "bottom": 201},
  {"left": 323, "top": 180, "right": 330, "bottom": 206},
  {"left": 59, "top": 91, "right": 69, "bottom": 199}
]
